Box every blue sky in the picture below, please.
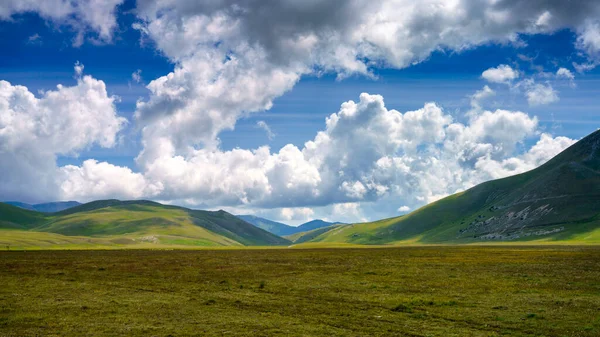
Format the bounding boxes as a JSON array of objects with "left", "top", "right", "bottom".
[{"left": 1, "top": 1, "right": 600, "bottom": 224}]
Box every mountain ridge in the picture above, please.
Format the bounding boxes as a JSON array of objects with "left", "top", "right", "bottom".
[
  {"left": 4, "top": 201, "right": 81, "bottom": 213},
  {"left": 236, "top": 215, "right": 345, "bottom": 236}
]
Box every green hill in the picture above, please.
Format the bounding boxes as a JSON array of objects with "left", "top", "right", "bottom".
[
  {"left": 285, "top": 224, "right": 344, "bottom": 244},
  {"left": 0, "top": 203, "right": 49, "bottom": 230},
  {"left": 0, "top": 200, "right": 290, "bottom": 248},
  {"left": 308, "top": 130, "right": 600, "bottom": 245}
]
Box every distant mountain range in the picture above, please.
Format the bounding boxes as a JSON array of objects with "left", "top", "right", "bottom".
[
  {"left": 4, "top": 201, "right": 81, "bottom": 213},
  {"left": 236, "top": 215, "right": 344, "bottom": 236},
  {"left": 296, "top": 129, "right": 600, "bottom": 245}
]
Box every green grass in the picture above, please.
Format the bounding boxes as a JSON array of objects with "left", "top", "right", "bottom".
[{"left": 1, "top": 246, "right": 599, "bottom": 336}]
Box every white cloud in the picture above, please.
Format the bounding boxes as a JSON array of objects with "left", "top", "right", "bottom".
[
  {"left": 130, "top": 0, "right": 600, "bottom": 165},
  {"left": 59, "top": 92, "right": 569, "bottom": 215},
  {"left": 470, "top": 85, "right": 495, "bottom": 111},
  {"left": 332, "top": 203, "right": 367, "bottom": 224},
  {"left": 131, "top": 69, "right": 142, "bottom": 83},
  {"left": 256, "top": 121, "right": 275, "bottom": 140},
  {"left": 74, "top": 61, "right": 84, "bottom": 77},
  {"left": 577, "top": 20, "right": 600, "bottom": 61},
  {"left": 0, "top": 65, "right": 126, "bottom": 203},
  {"left": 556, "top": 68, "right": 574, "bottom": 80},
  {"left": 0, "top": 0, "right": 123, "bottom": 44},
  {"left": 280, "top": 207, "right": 314, "bottom": 221},
  {"left": 27, "top": 33, "right": 41, "bottom": 45},
  {"left": 59, "top": 160, "right": 161, "bottom": 201},
  {"left": 525, "top": 82, "right": 559, "bottom": 106},
  {"left": 398, "top": 206, "right": 410, "bottom": 212},
  {"left": 482, "top": 65, "right": 519, "bottom": 83},
  {"left": 573, "top": 62, "right": 597, "bottom": 73},
  {"left": 475, "top": 133, "right": 576, "bottom": 179}
]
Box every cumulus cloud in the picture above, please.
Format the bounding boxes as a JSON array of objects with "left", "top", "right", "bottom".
[
  {"left": 0, "top": 0, "right": 124, "bottom": 44},
  {"left": 524, "top": 82, "right": 559, "bottom": 106},
  {"left": 332, "top": 203, "right": 367, "bottom": 223},
  {"left": 59, "top": 160, "right": 161, "bottom": 201},
  {"left": 470, "top": 85, "right": 495, "bottom": 111},
  {"left": 57, "top": 92, "right": 570, "bottom": 214},
  {"left": 280, "top": 207, "right": 314, "bottom": 222},
  {"left": 556, "top": 67, "right": 575, "bottom": 80},
  {"left": 576, "top": 20, "right": 600, "bottom": 61},
  {"left": 0, "top": 65, "right": 126, "bottom": 203},
  {"left": 482, "top": 65, "right": 520, "bottom": 83},
  {"left": 256, "top": 121, "right": 275, "bottom": 140},
  {"left": 398, "top": 206, "right": 411, "bottom": 212},
  {"left": 475, "top": 133, "right": 576, "bottom": 179},
  {"left": 130, "top": 0, "right": 600, "bottom": 162}
]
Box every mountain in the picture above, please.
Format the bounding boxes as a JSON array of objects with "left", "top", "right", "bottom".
[
  {"left": 236, "top": 215, "right": 293, "bottom": 236},
  {"left": 4, "top": 201, "right": 81, "bottom": 213},
  {"left": 237, "top": 215, "right": 345, "bottom": 236},
  {"left": 304, "top": 129, "right": 600, "bottom": 245},
  {"left": 295, "top": 220, "right": 345, "bottom": 233},
  {"left": 0, "top": 200, "right": 290, "bottom": 248}
]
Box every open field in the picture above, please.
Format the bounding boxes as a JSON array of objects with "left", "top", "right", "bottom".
[{"left": 1, "top": 247, "right": 600, "bottom": 336}]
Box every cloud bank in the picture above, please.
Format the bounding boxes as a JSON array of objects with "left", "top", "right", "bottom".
[{"left": 2, "top": 0, "right": 597, "bottom": 221}]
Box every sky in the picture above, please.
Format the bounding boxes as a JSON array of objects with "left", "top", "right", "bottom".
[{"left": 0, "top": 0, "right": 599, "bottom": 225}]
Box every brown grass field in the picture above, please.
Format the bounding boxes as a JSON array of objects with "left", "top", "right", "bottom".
[{"left": 1, "top": 246, "right": 599, "bottom": 336}]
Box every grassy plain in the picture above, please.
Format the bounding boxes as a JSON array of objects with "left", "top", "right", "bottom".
[{"left": 1, "top": 246, "right": 599, "bottom": 336}]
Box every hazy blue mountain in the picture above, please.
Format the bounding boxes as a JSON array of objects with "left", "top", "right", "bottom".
[
  {"left": 238, "top": 215, "right": 345, "bottom": 236},
  {"left": 295, "top": 219, "right": 345, "bottom": 233},
  {"left": 3, "top": 201, "right": 82, "bottom": 213},
  {"left": 236, "top": 215, "right": 293, "bottom": 236}
]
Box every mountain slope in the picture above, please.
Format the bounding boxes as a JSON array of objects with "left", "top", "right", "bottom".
[
  {"left": 236, "top": 215, "right": 293, "bottom": 236},
  {"left": 295, "top": 220, "right": 345, "bottom": 233},
  {"left": 0, "top": 200, "right": 290, "bottom": 247},
  {"left": 3, "top": 202, "right": 36, "bottom": 211},
  {"left": 285, "top": 224, "right": 344, "bottom": 244},
  {"left": 0, "top": 203, "right": 49, "bottom": 230},
  {"left": 310, "top": 129, "right": 600, "bottom": 244}
]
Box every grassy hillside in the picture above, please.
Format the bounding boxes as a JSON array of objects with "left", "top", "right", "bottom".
[
  {"left": 285, "top": 224, "right": 344, "bottom": 244},
  {"left": 311, "top": 130, "right": 600, "bottom": 245},
  {"left": 0, "top": 201, "right": 290, "bottom": 248},
  {"left": 0, "top": 203, "right": 49, "bottom": 230}
]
